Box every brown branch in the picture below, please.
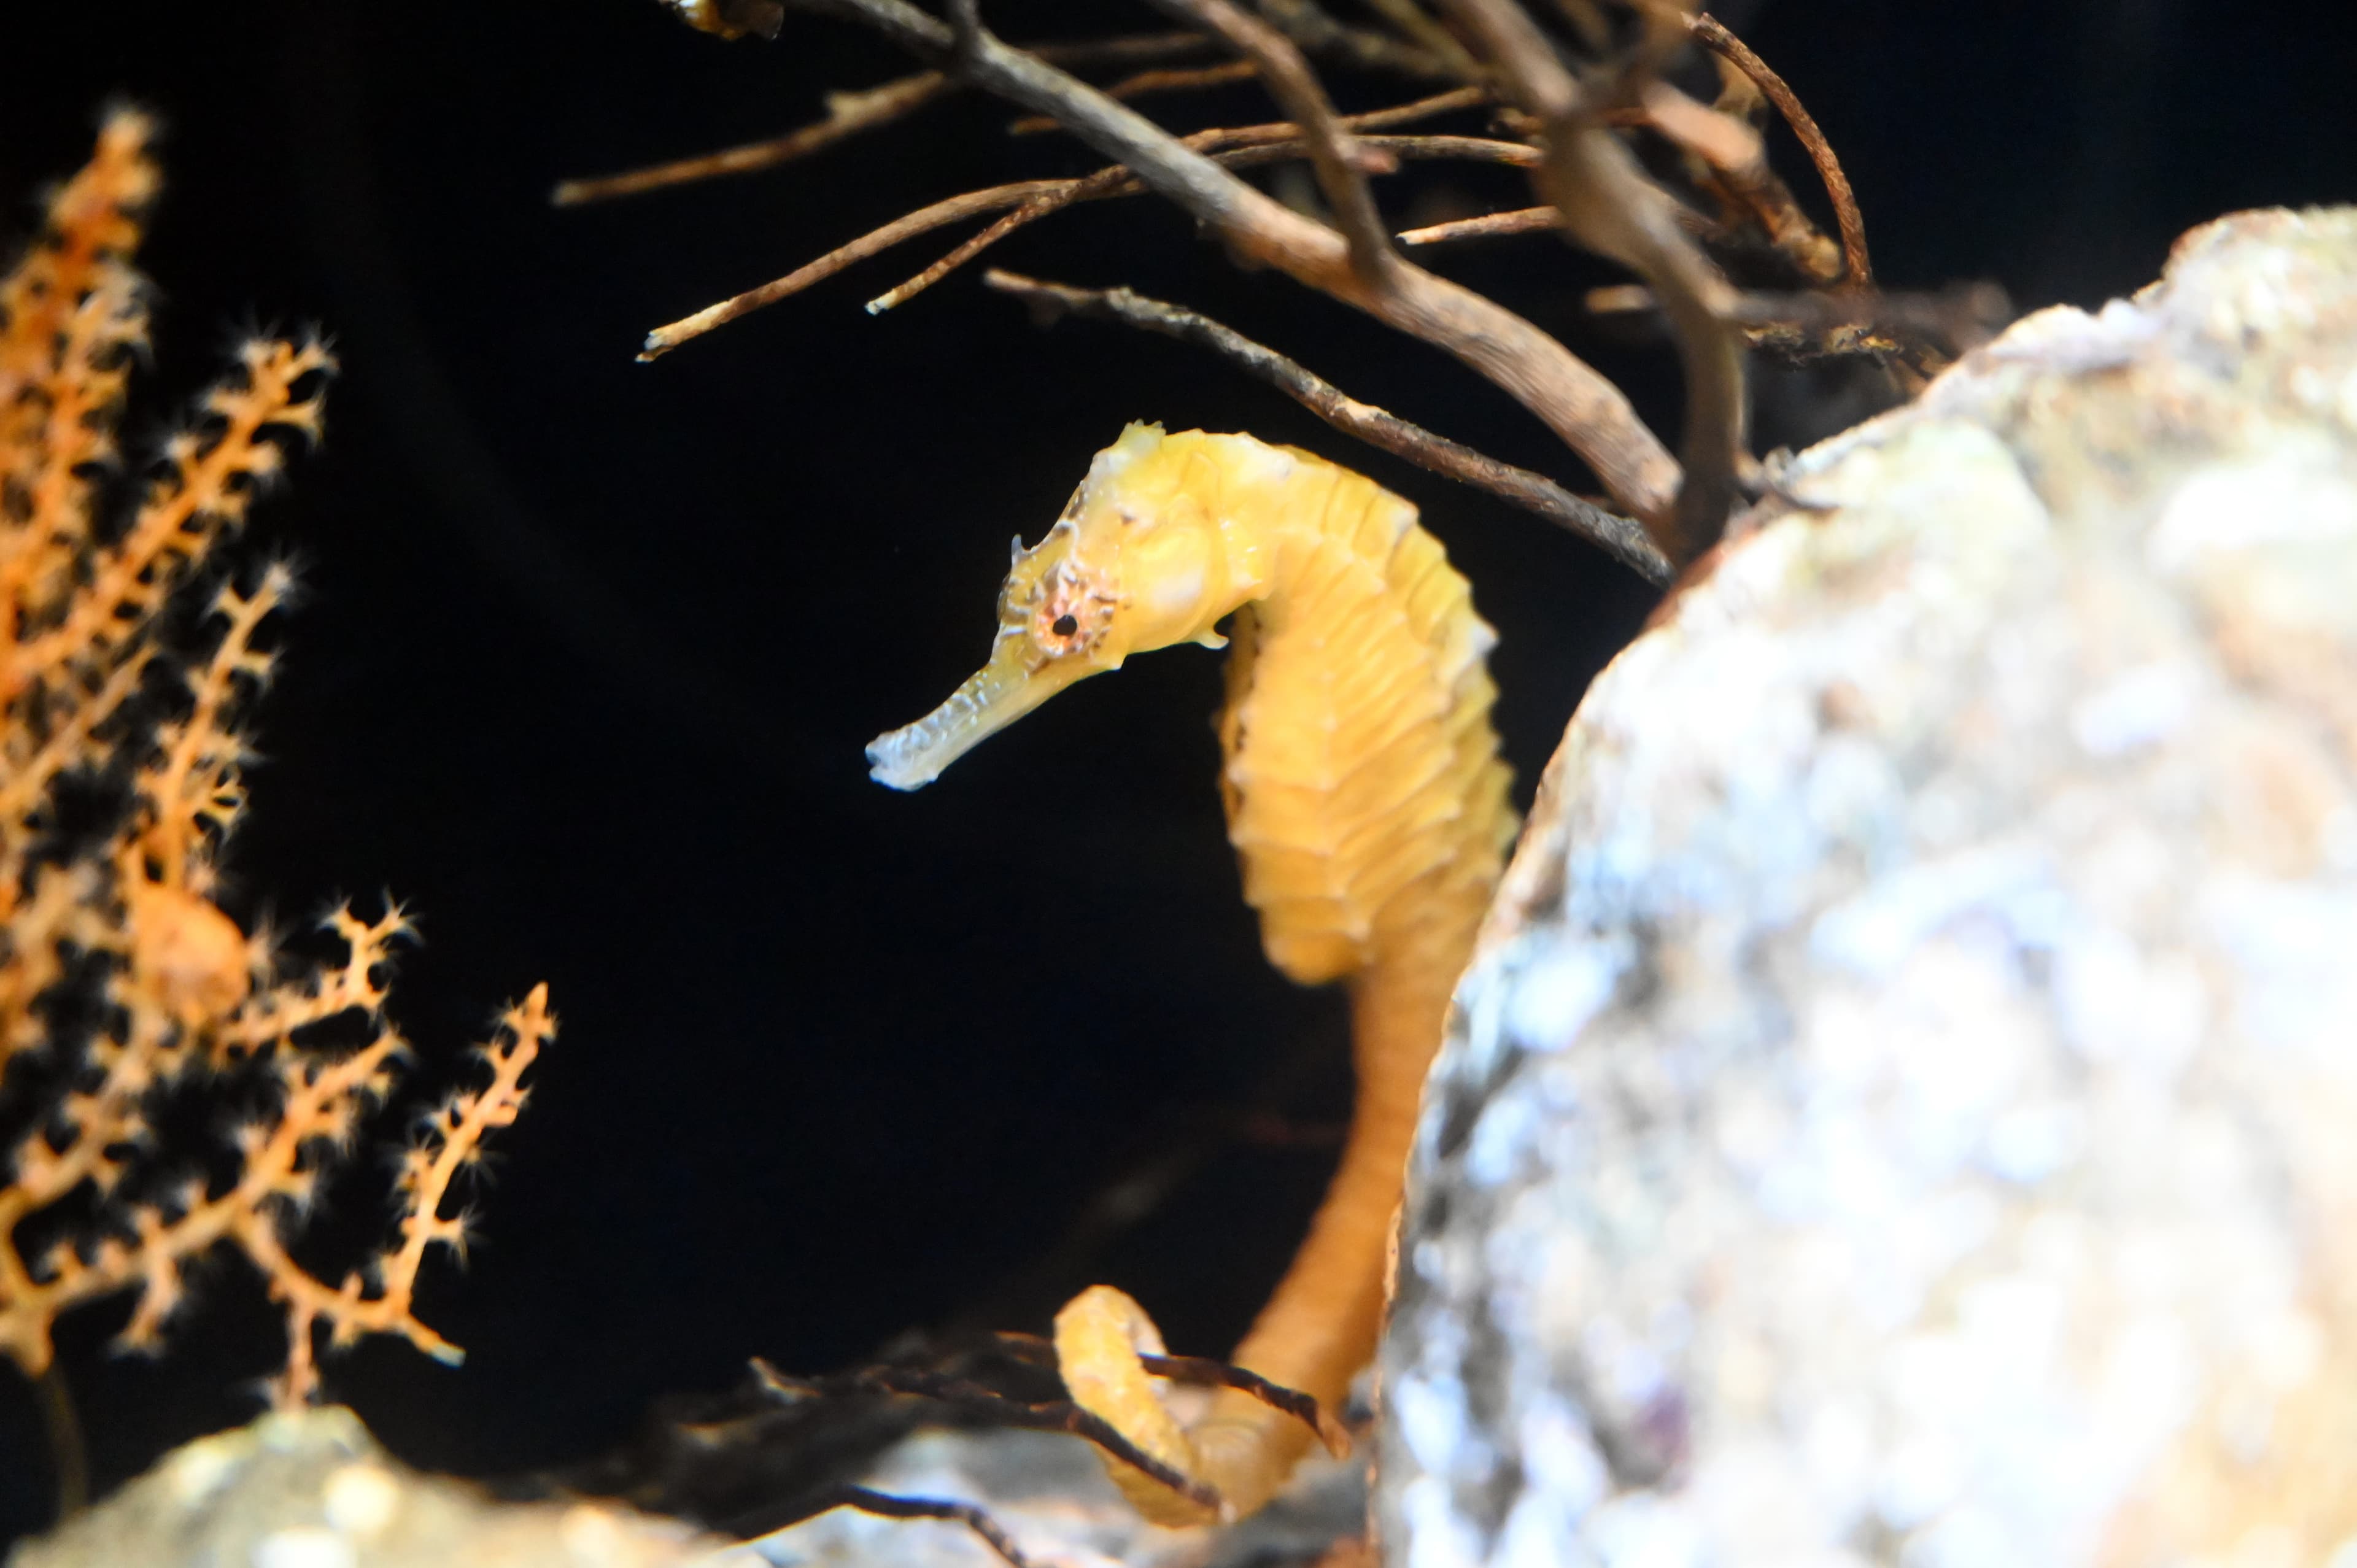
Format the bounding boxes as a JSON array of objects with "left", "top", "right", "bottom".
[
  {"left": 1353, "top": 0, "right": 1485, "bottom": 79},
  {"left": 1441, "top": 0, "right": 1746, "bottom": 561},
  {"left": 1402, "top": 193, "right": 1733, "bottom": 251},
  {"left": 1256, "top": 0, "right": 1470, "bottom": 80},
  {"left": 1137, "top": 1352, "right": 1352, "bottom": 1456},
  {"left": 984, "top": 269, "right": 1671, "bottom": 585},
  {"left": 1398, "top": 205, "right": 1559, "bottom": 245},
  {"left": 1689, "top": 12, "right": 1870, "bottom": 288},
  {"left": 862, "top": 197, "right": 1069, "bottom": 317},
  {"left": 1638, "top": 79, "right": 1841, "bottom": 285},
  {"left": 554, "top": 33, "right": 1223, "bottom": 206},
  {"left": 1008, "top": 60, "right": 1260, "bottom": 136},
  {"left": 751, "top": 1354, "right": 1229, "bottom": 1515},
  {"left": 1029, "top": 31, "right": 1220, "bottom": 68},
  {"left": 552, "top": 71, "right": 948, "bottom": 205},
  {"left": 822, "top": 1486, "right": 1045, "bottom": 1568},
  {"left": 1149, "top": 0, "right": 1399, "bottom": 280},
  {"left": 774, "top": 0, "right": 1683, "bottom": 524},
  {"left": 1276, "top": 82, "right": 1491, "bottom": 129},
  {"left": 1360, "top": 132, "right": 1536, "bottom": 164},
  {"left": 647, "top": 85, "right": 1487, "bottom": 348},
  {"left": 643, "top": 177, "right": 1068, "bottom": 357},
  {"left": 864, "top": 129, "right": 1538, "bottom": 315}
]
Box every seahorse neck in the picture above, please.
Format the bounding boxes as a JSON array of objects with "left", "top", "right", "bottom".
[{"left": 1193, "top": 433, "right": 1340, "bottom": 622}]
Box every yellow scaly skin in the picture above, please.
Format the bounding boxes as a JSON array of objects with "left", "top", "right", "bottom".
[{"left": 868, "top": 423, "right": 1515, "bottom": 1524}]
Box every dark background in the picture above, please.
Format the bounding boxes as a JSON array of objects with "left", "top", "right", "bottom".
[{"left": 1, "top": 0, "right": 2349, "bottom": 1544}]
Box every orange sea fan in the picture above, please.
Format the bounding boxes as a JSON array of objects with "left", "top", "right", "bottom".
[{"left": 0, "top": 111, "right": 548, "bottom": 1412}]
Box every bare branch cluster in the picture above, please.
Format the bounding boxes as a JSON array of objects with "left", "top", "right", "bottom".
[
  {"left": 1, "top": 114, "right": 549, "bottom": 1413},
  {"left": 584, "top": 2, "right": 1999, "bottom": 575}
]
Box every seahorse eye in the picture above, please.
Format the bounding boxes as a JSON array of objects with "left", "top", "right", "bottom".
[{"left": 1052, "top": 614, "right": 1079, "bottom": 638}]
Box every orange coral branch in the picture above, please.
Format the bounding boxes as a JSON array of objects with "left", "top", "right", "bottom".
[
  {"left": 134, "top": 567, "right": 285, "bottom": 891},
  {"left": 1, "top": 114, "right": 550, "bottom": 1416},
  {"left": 15, "top": 338, "right": 332, "bottom": 692},
  {"left": 0, "top": 112, "right": 154, "bottom": 689}
]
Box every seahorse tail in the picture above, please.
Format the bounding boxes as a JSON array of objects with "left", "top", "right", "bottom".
[{"left": 1200, "top": 934, "right": 1462, "bottom": 1492}]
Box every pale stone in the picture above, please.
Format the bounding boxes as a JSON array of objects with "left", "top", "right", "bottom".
[{"left": 1377, "top": 209, "right": 2357, "bottom": 1568}]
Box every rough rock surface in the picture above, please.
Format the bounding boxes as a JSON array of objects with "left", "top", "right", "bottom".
[
  {"left": 6, "top": 1407, "right": 728, "bottom": 1568},
  {"left": 744, "top": 1423, "right": 1363, "bottom": 1568},
  {"left": 1375, "top": 207, "right": 2357, "bottom": 1568},
  {"left": 7, "top": 1403, "right": 1365, "bottom": 1568}
]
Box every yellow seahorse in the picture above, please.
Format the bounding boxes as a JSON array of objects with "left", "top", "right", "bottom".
[{"left": 867, "top": 422, "right": 1515, "bottom": 1523}]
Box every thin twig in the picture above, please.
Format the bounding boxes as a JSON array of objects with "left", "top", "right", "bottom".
[
  {"left": 1402, "top": 196, "right": 1730, "bottom": 250},
  {"left": 984, "top": 269, "right": 1670, "bottom": 585},
  {"left": 1397, "top": 205, "right": 1558, "bottom": 245},
  {"left": 643, "top": 179, "right": 1069, "bottom": 356},
  {"left": 864, "top": 129, "right": 1538, "bottom": 314},
  {"left": 864, "top": 196, "right": 1072, "bottom": 316},
  {"left": 1359, "top": 132, "right": 1535, "bottom": 164},
  {"left": 749, "top": 1354, "right": 1226, "bottom": 1513},
  {"left": 1031, "top": 31, "right": 1219, "bottom": 68},
  {"left": 1139, "top": 1352, "right": 1352, "bottom": 1456},
  {"left": 1353, "top": 0, "right": 1485, "bottom": 79},
  {"left": 776, "top": 0, "right": 1682, "bottom": 525},
  {"left": 824, "top": 1487, "right": 1044, "bottom": 1568},
  {"left": 1637, "top": 79, "right": 1841, "bottom": 285},
  {"left": 555, "top": 33, "right": 1221, "bottom": 206},
  {"left": 553, "top": 71, "right": 948, "bottom": 205},
  {"left": 1262, "top": 81, "right": 1490, "bottom": 129},
  {"left": 1689, "top": 12, "right": 1870, "bottom": 288},
  {"left": 1256, "top": 0, "right": 1469, "bottom": 80},
  {"left": 1008, "top": 60, "right": 1260, "bottom": 135}
]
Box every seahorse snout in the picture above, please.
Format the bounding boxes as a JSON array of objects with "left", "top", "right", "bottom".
[{"left": 865, "top": 635, "right": 1083, "bottom": 790}]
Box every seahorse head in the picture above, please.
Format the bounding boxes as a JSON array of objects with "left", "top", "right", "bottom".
[{"left": 867, "top": 422, "right": 1260, "bottom": 790}]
